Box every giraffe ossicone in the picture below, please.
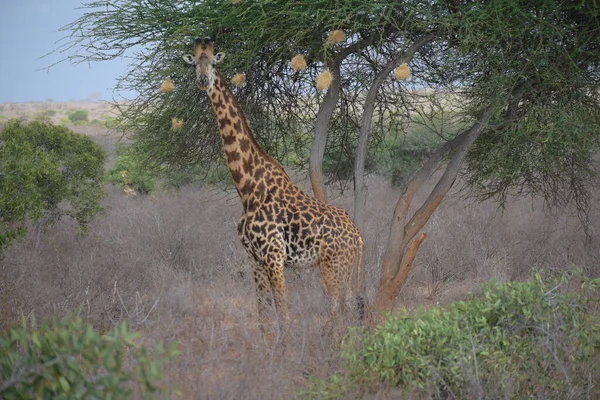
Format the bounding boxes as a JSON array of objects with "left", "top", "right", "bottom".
[{"left": 185, "top": 37, "right": 365, "bottom": 334}]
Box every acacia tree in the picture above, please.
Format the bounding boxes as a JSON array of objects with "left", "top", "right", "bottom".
[
  {"left": 372, "top": 0, "right": 600, "bottom": 312},
  {"left": 59, "top": 0, "right": 600, "bottom": 315}
]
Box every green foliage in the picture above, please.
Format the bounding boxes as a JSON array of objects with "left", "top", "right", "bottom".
[
  {"left": 0, "top": 120, "right": 106, "bottom": 249},
  {"left": 0, "top": 316, "right": 179, "bottom": 399},
  {"left": 102, "top": 117, "right": 119, "bottom": 129},
  {"left": 376, "top": 113, "right": 459, "bottom": 187},
  {"left": 60, "top": 0, "right": 600, "bottom": 209},
  {"left": 67, "top": 110, "right": 89, "bottom": 124},
  {"left": 60, "top": 0, "right": 442, "bottom": 184},
  {"left": 107, "top": 143, "right": 232, "bottom": 193},
  {"left": 307, "top": 269, "right": 600, "bottom": 399},
  {"left": 452, "top": 1, "right": 600, "bottom": 207},
  {"left": 106, "top": 144, "right": 156, "bottom": 194},
  {"left": 32, "top": 109, "right": 57, "bottom": 123}
]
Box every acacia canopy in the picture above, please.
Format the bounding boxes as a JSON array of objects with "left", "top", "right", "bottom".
[{"left": 60, "top": 0, "right": 600, "bottom": 206}]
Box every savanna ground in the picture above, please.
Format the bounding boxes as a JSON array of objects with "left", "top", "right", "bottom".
[{"left": 1, "top": 101, "right": 599, "bottom": 398}]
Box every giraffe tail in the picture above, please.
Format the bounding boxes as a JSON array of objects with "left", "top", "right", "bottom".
[{"left": 356, "top": 237, "right": 366, "bottom": 321}]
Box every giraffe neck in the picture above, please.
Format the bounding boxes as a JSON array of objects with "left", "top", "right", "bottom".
[{"left": 208, "top": 71, "right": 290, "bottom": 206}]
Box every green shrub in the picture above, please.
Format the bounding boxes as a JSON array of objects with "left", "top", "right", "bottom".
[
  {"left": 322, "top": 144, "right": 378, "bottom": 184},
  {"left": 107, "top": 143, "right": 233, "bottom": 193},
  {"left": 0, "top": 120, "right": 106, "bottom": 249},
  {"left": 0, "top": 316, "right": 179, "bottom": 399},
  {"left": 32, "top": 110, "right": 57, "bottom": 123},
  {"left": 307, "top": 269, "right": 600, "bottom": 399},
  {"left": 67, "top": 110, "right": 88, "bottom": 124},
  {"left": 102, "top": 117, "right": 119, "bottom": 129},
  {"left": 106, "top": 144, "right": 156, "bottom": 194}
]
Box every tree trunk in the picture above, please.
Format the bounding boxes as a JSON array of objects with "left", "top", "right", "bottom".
[
  {"left": 310, "top": 61, "right": 341, "bottom": 203},
  {"left": 353, "top": 34, "right": 436, "bottom": 232},
  {"left": 308, "top": 27, "right": 400, "bottom": 203},
  {"left": 372, "top": 109, "right": 492, "bottom": 314}
]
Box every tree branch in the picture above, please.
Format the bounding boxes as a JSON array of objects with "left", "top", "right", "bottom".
[
  {"left": 353, "top": 33, "right": 437, "bottom": 231},
  {"left": 392, "top": 232, "right": 427, "bottom": 288},
  {"left": 310, "top": 61, "right": 341, "bottom": 202},
  {"left": 337, "top": 26, "right": 398, "bottom": 61},
  {"left": 402, "top": 108, "right": 492, "bottom": 247},
  {"left": 378, "top": 136, "right": 455, "bottom": 282}
]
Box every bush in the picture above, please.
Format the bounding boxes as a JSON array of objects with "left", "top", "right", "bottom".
[
  {"left": 308, "top": 269, "right": 600, "bottom": 399},
  {"left": 33, "top": 110, "right": 57, "bottom": 123},
  {"left": 107, "top": 143, "right": 233, "bottom": 194},
  {"left": 67, "top": 110, "right": 88, "bottom": 124},
  {"left": 102, "top": 117, "right": 119, "bottom": 129},
  {"left": 0, "top": 316, "right": 179, "bottom": 399},
  {"left": 0, "top": 120, "right": 106, "bottom": 249},
  {"left": 106, "top": 144, "right": 156, "bottom": 195}
]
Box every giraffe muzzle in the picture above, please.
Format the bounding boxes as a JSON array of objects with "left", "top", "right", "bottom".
[{"left": 197, "top": 76, "right": 209, "bottom": 90}]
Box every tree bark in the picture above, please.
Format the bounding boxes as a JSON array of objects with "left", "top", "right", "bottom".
[
  {"left": 353, "top": 34, "right": 436, "bottom": 232},
  {"left": 309, "top": 28, "right": 399, "bottom": 203},
  {"left": 373, "top": 109, "right": 492, "bottom": 314},
  {"left": 310, "top": 61, "right": 341, "bottom": 203}
]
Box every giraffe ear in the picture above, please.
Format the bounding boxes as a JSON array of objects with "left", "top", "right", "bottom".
[
  {"left": 215, "top": 52, "right": 225, "bottom": 63},
  {"left": 182, "top": 54, "right": 195, "bottom": 64}
]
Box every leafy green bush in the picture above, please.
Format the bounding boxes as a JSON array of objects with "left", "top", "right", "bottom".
[
  {"left": 33, "top": 109, "right": 57, "bottom": 123},
  {"left": 307, "top": 269, "right": 600, "bottom": 399},
  {"left": 102, "top": 117, "right": 119, "bottom": 129},
  {"left": 0, "top": 120, "right": 106, "bottom": 249},
  {"left": 0, "top": 316, "right": 179, "bottom": 399},
  {"left": 106, "top": 144, "right": 156, "bottom": 194},
  {"left": 380, "top": 129, "right": 443, "bottom": 187},
  {"left": 107, "top": 143, "right": 234, "bottom": 194},
  {"left": 67, "top": 110, "right": 88, "bottom": 124}
]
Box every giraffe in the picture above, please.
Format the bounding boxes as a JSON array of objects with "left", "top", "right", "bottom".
[{"left": 183, "top": 38, "right": 364, "bottom": 334}]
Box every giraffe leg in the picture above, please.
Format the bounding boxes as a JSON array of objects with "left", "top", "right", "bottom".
[
  {"left": 249, "top": 234, "right": 289, "bottom": 340},
  {"left": 263, "top": 249, "right": 289, "bottom": 336},
  {"left": 250, "top": 259, "right": 275, "bottom": 337},
  {"left": 319, "top": 260, "right": 341, "bottom": 344},
  {"left": 319, "top": 256, "right": 353, "bottom": 347},
  {"left": 319, "top": 257, "right": 352, "bottom": 318}
]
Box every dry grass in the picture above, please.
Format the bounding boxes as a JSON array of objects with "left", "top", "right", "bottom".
[
  {"left": 1, "top": 108, "right": 599, "bottom": 398},
  {"left": 0, "top": 101, "right": 116, "bottom": 125},
  {"left": 0, "top": 186, "right": 347, "bottom": 398}
]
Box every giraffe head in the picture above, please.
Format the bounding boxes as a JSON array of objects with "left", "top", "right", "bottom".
[{"left": 183, "top": 38, "right": 225, "bottom": 91}]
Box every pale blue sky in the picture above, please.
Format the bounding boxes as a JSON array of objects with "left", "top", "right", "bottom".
[{"left": 0, "top": 0, "right": 134, "bottom": 102}]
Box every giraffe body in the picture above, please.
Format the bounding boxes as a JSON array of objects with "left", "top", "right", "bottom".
[{"left": 184, "top": 38, "right": 364, "bottom": 331}]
